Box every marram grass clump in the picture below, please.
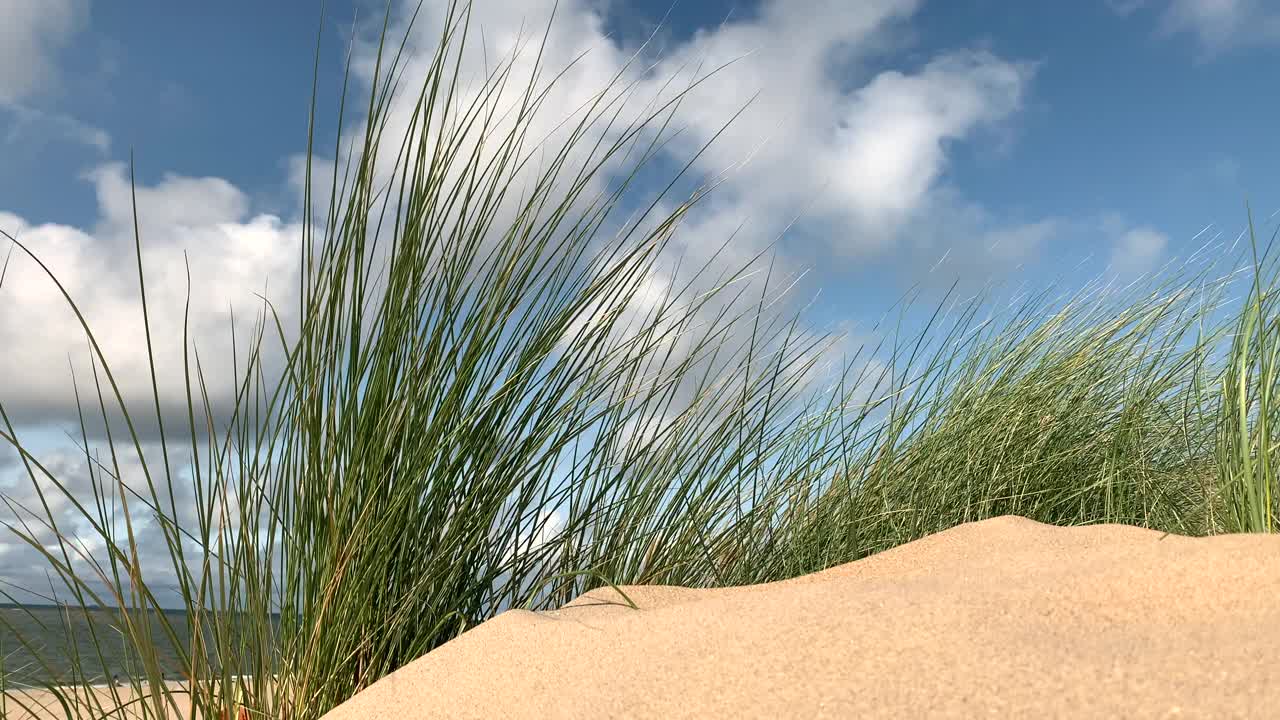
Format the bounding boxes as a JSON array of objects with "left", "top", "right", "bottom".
[{"left": 1, "top": 1, "right": 1277, "bottom": 718}]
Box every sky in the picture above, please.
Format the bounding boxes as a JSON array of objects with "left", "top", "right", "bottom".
[{"left": 1, "top": 0, "right": 1279, "bottom": 607}]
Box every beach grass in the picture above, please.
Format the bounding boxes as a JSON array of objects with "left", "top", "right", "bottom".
[{"left": 1, "top": 0, "right": 1278, "bottom": 718}]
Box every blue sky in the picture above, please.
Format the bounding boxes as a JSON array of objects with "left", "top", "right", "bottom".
[{"left": 2, "top": 0, "right": 1279, "bottom": 605}]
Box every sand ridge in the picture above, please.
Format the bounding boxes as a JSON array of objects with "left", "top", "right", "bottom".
[{"left": 321, "top": 515, "right": 1280, "bottom": 719}]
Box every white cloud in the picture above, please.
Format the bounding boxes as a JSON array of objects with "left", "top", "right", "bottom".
[
  {"left": 86, "top": 162, "right": 252, "bottom": 237},
  {"left": 1174, "top": 0, "right": 1278, "bottom": 45},
  {"left": 0, "top": 438, "right": 211, "bottom": 608},
  {"left": 1109, "top": 0, "right": 1280, "bottom": 56},
  {"left": 0, "top": 0, "right": 113, "bottom": 161},
  {"left": 328, "top": 0, "right": 1039, "bottom": 274},
  {"left": 606, "top": 0, "right": 1037, "bottom": 260},
  {"left": 1109, "top": 226, "right": 1170, "bottom": 276},
  {"left": 0, "top": 164, "right": 302, "bottom": 432},
  {"left": 0, "top": 0, "right": 89, "bottom": 104},
  {"left": 1106, "top": 0, "right": 1150, "bottom": 15},
  {"left": 0, "top": 160, "right": 297, "bottom": 601},
  {"left": 816, "top": 51, "right": 1034, "bottom": 244},
  {"left": 2, "top": 102, "right": 110, "bottom": 152},
  {"left": 501, "top": 507, "right": 568, "bottom": 565},
  {"left": 1163, "top": 0, "right": 1280, "bottom": 55}
]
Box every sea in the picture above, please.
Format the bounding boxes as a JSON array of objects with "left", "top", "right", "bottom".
[{"left": 0, "top": 604, "right": 274, "bottom": 689}]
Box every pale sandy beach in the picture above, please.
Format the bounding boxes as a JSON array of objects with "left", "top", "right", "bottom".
[
  {"left": 2, "top": 678, "right": 284, "bottom": 719},
  {"left": 318, "top": 515, "right": 1280, "bottom": 719},
  {"left": 2, "top": 681, "right": 193, "bottom": 719}
]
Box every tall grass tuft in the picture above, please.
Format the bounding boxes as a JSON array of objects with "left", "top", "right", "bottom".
[
  {"left": 0, "top": 1, "right": 1277, "bottom": 719},
  {"left": 1216, "top": 205, "right": 1280, "bottom": 533}
]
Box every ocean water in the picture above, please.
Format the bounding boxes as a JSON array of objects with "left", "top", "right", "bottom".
[{"left": 0, "top": 605, "right": 272, "bottom": 689}]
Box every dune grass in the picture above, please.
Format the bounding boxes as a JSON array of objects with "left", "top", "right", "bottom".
[{"left": 1, "top": 0, "right": 1278, "bottom": 717}]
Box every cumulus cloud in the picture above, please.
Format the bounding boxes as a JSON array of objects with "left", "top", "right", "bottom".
[
  {"left": 0, "top": 179, "right": 276, "bottom": 601},
  {"left": 0, "top": 438, "right": 214, "bottom": 608},
  {"left": 637, "top": 19, "right": 1037, "bottom": 258},
  {"left": 335, "top": 0, "right": 1041, "bottom": 269},
  {"left": 313, "top": 0, "right": 1042, "bottom": 429},
  {"left": 0, "top": 163, "right": 302, "bottom": 435}
]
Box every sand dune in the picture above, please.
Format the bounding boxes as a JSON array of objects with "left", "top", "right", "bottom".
[
  {"left": 8, "top": 516, "right": 1278, "bottom": 718},
  {"left": 321, "top": 515, "right": 1280, "bottom": 719}
]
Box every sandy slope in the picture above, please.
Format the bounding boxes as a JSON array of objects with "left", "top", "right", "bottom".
[
  {"left": 10, "top": 516, "right": 1278, "bottom": 718},
  {"left": 320, "top": 515, "right": 1280, "bottom": 719}
]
